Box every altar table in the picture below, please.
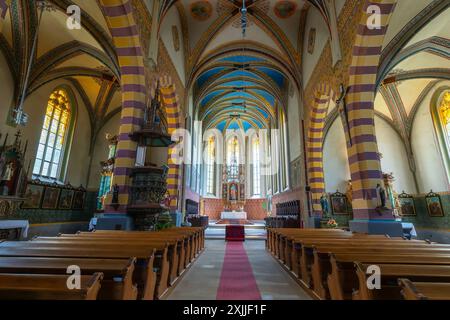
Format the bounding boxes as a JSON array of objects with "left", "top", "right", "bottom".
[{"left": 221, "top": 212, "right": 247, "bottom": 220}]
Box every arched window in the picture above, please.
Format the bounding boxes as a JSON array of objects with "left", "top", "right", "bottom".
[
  {"left": 205, "top": 136, "right": 216, "bottom": 195},
  {"left": 252, "top": 134, "right": 261, "bottom": 196},
  {"left": 33, "top": 89, "right": 71, "bottom": 180},
  {"left": 439, "top": 91, "right": 450, "bottom": 152},
  {"left": 227, "top": 136, "right": 240, "bottom": 179}
]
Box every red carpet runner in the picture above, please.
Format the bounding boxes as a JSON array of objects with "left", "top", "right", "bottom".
[{"left": 216, "top": 242, "right": 262, "bottom": 300}]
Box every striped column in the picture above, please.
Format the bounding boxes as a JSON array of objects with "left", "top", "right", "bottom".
[
  {"left": 160, "top": 82, "right": 181, "bottom": 212},
  {"left": 307, "top": 84, "right": 332, "bottom": 216},
  {"left": 100, "top": 0, "right": 146, "bottom": 212},
  {"left": 346, "top": 0, "right": 397, "bottom": 219},
  {"left": 0, "top": 0, "right": 10, "bottom": 33}
]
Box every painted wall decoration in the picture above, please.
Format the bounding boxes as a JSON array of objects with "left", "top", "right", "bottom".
[
  {"left": 172, "top": 25, "right": 180, "bottom": 52},
  {"left": 190, "top": 1, "right": 213, "bottom": 21},
  {"left": 307, "top": 28, "right": 316, "bottom": 54},
  {"left": 426, "top": 191, "right": 444, "bottom": 217},
  {"left": 274, "top": 1, "right": 298, "bottom": 19}
]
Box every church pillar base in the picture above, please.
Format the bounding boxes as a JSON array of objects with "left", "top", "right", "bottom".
[
  {"left": 349, "top": 219, "right": 403, "bottom": 237},
  {"left": 94, "top": 213, "right": 134, "bottom": 231}
]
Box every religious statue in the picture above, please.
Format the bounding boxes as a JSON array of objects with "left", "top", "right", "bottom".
[
  {"left": 320, "top": 193, "right": 330, "bottom": 217},
  {"left": 111, "top": 184, "right": 119, "bottom": 204},
  {"left": 376, "top": 183, "right": 387, "bottom": 208},
  {"left": 2, "top": 162, "right": 14, "bottom": 181}
]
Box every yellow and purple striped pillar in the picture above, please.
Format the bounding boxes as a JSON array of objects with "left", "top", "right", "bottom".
[
  {"left": 161, "top": 82, "right": 182, "bottom": 212},
  {"left": 307, "top": 84, "right": 332, "bottom": 217},
  {"left": 0, "top": 0, "right": 11, "bottom": 33},
  {"left": 346, "top": 0, "right": 397, "bottom": 219},
  {"left": 100, "top": 0, "right": 146, "bottom": 212}
]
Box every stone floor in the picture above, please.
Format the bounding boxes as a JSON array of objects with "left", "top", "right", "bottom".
[{"left": 164, "top": 240, "right": 311, "bottom": 300}]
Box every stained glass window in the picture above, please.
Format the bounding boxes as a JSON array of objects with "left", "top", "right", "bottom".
[
  {"left": 439, "top": 91, "right": 450, "bottom": 149},
  {"left": 206, "top": 136, "right": 215, "bottom": 195},
  {"left": 252, "top": 135, "right": 261, "bottom": 196},
  {"left": 227, "top": 136, "right": 239, "bottom": 179},
  {"left": 33, "top": 89, "right": 71, "bottom": 179}
]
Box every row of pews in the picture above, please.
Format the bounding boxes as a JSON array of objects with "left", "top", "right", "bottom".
[
  {"left": 267, "top": 228, "right": 450, "bottom": 300},
  {"left": 0, "top": 227, "right": 205, "bottom": 300}
]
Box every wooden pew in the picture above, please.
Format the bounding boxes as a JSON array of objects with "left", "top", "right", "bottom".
[
  {"left": 0, "top": 272, "right": 103, "bottom": 300},
  {"left": 306, "top": 242, "right": 450, "bottom": 299},
  {"left": 35, "top": 236, "right": 181, "bottom": 286},
  {"left": 354, "top": 263, "right": 450, "bottom": 300},
  {"left": 327, "top": 253, "right": 450, "bottom": 300},
  {"left": 0, "top": 245, "right": 158, "bottom": 300},
  {"left": 398, "top": 279, "right": 450, "bottom": 300},
  {"left": 0, "top": 256, "right": 137, "bottom": 300}
]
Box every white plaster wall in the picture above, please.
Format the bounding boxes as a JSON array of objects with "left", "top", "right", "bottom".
[
  {"left": 0, "top": 51, "right": 91, "bottom": 187},
  {"left": 323, "top": 119, "right": 350, "bottom": 192},
  {"left": 383, "top": 0, "right": 434, "bottom": 49},
  {"left": 375, "top": 116, "right": 417, "bottom": 194},
  {"left": 287, "top": 87, "right": 301, "bottom": 160},
  {"left": 302, "top": 5, "right": 330, "bottom": 88},
  {"left": 160, "top": 6, "right": 186, "bottom": 86},
  {"left": 411, "top": 82, "right": 450, "bottom": 193}
]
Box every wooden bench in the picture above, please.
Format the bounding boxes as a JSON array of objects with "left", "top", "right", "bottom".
[
  {"left": 34, "top": 236, "right": 181, "bottom": 287},
  {"left": 0, "top": 272, "right": 103, "bottom": 300},
  {"left": 327, "top": 253, "right": 450, "bottom": 300},
  {"left": 0, "top": 245, "right": 158, "bottom": 300},
  {"left": 354, "top": 263, "right": 450, "bottom": 300},
  {"left": 398, "top": 279, "right": 450, "bottom": 300},
  {"left": 0, "top": 256, "right": 137, "bottom": 300}
]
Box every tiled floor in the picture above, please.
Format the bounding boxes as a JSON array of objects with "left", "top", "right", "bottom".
[{"left": 164, "top": 240, "right": 311, "bottom": 300}]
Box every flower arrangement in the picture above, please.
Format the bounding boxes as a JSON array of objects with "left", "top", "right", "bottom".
[{"left": 326, "top": 219, "right": 338, "bottom": 229}]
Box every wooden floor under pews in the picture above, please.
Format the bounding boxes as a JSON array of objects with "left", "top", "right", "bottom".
[
  {"left": 267, "top": 228, "right": 450, "bottom": 300},
  {"left": 0, "top": 227, "right": 206, "bottom": 300}
]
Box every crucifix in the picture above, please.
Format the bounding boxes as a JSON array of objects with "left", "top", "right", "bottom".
[{"left": 336, "top": 84, "right": 352, "bottom": 147}]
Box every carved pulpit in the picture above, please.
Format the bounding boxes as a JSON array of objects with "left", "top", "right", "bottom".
[{"left": 128, "top": 83, "right": 175, "bottom": 230}]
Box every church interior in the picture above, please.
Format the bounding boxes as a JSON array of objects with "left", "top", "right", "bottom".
[{"left": 0, "top": 0, "right": 449, "bottom": 302}]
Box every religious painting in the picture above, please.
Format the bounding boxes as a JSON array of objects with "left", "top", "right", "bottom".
[
  {"left": 274, "top": 1, "right": 298, "bottom": 19},
  {"left": 72, "top": 190, "right": 85, "bottom": 210},
  {"left": 190, "top": 1, "right": 213, "bottom": 21},
  {"left": 229, "top": 183, "right": 238, "bottom": 201},
  {"left": 330, "top": 191, "right": 349, "bottom": 215},
  {"left": 425, "top": 191, "right": 444, "bottom": 217},
  {"left": 398, "top": 192, "right": 416, "bottom": 216},
  {"left": 41, "top": 187, "right": 61, "bottom": 209},
  {"left": 172, "top": 25, "right": 180, "bottom": 52},
  {"left": 22, "top": 183, "right": 44, "bottom": 209},
  {"left": 307, "top": 28, "right": 316, "bottom": 54},
  {"left": 58, "top": 189, "right": 74, "bottom": 210}
]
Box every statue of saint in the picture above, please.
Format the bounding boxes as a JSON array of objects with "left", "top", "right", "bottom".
[
  {"left": 376, "top": 183, "right": 387, "bottom": 208},
  {"left": 320, "top": 193, "right": 329, "bottom": 217},
  {"left": 345, "top": 180, "right": 353, "bottom": 204}
]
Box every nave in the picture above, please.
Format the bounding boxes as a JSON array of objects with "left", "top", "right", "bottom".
[{"left": 165, "top": 240, "right": 310, "bottom": 300}]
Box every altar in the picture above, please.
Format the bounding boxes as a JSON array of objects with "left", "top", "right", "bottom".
[{"left": 221, "top": 211, "right": 247, "bottom": 220}]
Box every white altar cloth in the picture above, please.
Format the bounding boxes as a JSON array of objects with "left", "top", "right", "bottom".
[
  {"left": 221, "top": 212, "right": 247, "bottom": 220},
  {"left": 0, "top": 220, "right": 29, "bottom": 238}
]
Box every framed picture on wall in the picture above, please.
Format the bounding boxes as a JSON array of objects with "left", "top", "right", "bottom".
[
  {"left": 41, "top": 187, "right": 61, "bottom": 209},
  {"left": 398, "top": 192, "right": 416, "bottom": 216},
  {"left": 22, "top": 183, "right": 45, "bottom": 209},
  {"left": 425, "top": 191, "right": 444, "bottom": 217},
  {"left": 330, "top": 191, "right": 349, "bottom": 215},
  {"left": 72, "top": 190, "right": 85, "bottom": 210},
  {"left": 58, "top": 189, "right": 74, "bottom": 210}
]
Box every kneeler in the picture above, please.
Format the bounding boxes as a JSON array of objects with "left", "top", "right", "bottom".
[{"left": 225, "top": 225, "right": 245, "bottom": 241}]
